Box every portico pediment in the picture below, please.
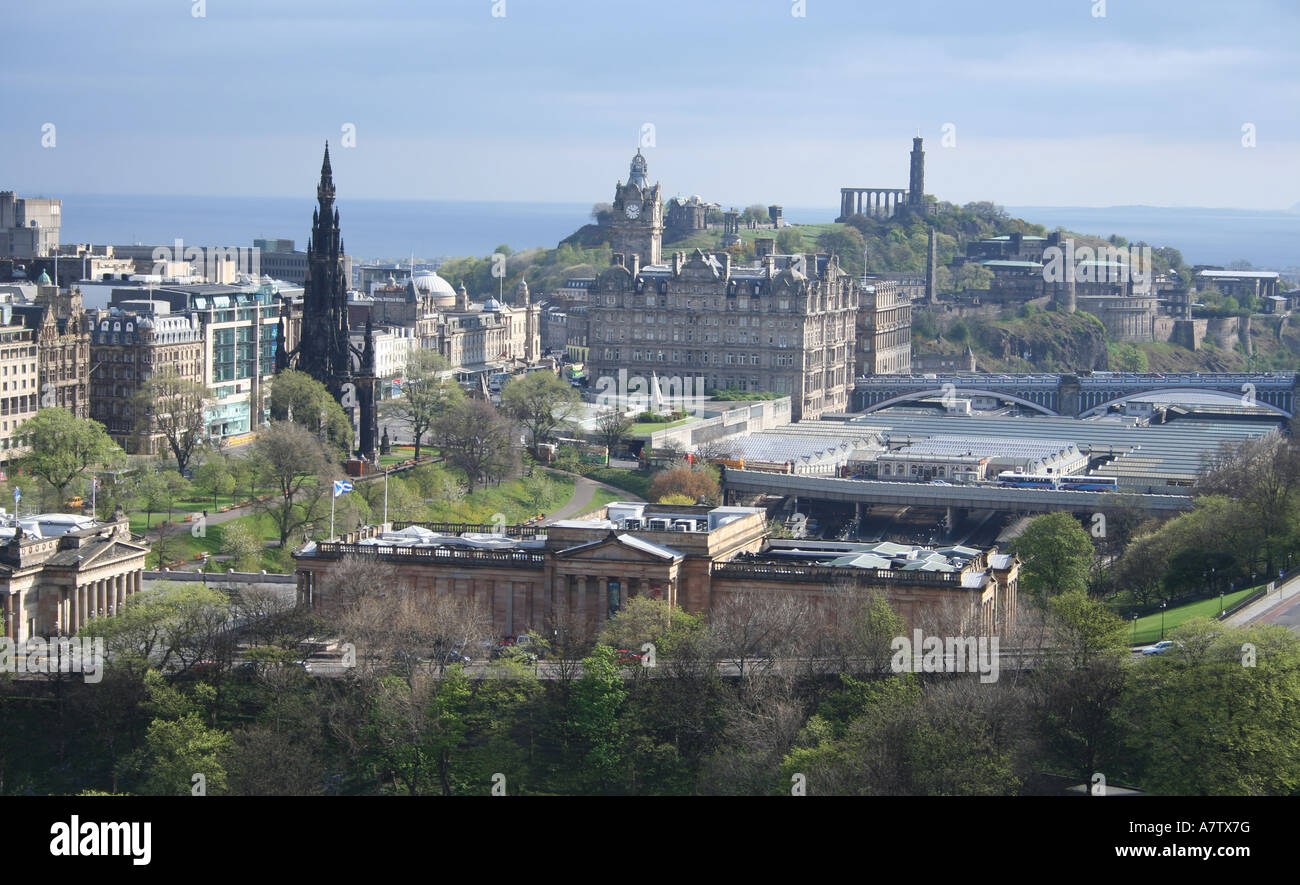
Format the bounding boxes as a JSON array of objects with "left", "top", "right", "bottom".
[{"left": 555, "top": 532, "right": 683, "bottom": 564}]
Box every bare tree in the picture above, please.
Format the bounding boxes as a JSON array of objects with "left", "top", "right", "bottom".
[{"left": 709, "top": 589, "right": 809, "bottom": 677}]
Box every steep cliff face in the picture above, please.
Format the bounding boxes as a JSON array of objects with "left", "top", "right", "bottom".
[{"left": 971, "top": 311, "right": 1111, "bottom": 371}]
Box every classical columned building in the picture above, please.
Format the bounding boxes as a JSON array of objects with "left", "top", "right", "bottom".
[
  {"left": 292, "top": 503, "right": 1018, "bottom": 640},
  {"left": 0, "top": 514, "right": 148, "bottom": 641}
]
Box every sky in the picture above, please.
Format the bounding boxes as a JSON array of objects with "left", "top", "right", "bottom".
[{"left": 3, "top": 0, "right": 1298, "bottom": 210}]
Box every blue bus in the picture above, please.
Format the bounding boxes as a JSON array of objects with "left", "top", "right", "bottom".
[
  {"left": 996, "top": 472, "right": 1057, "bottom": 489},
  {"left": 1058, "top": 475, "right": 1119, "bottom": 492}
]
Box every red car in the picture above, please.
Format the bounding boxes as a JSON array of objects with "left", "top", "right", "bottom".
[{"left": 614, "top": 649, "right": 643, "bottom": 666}]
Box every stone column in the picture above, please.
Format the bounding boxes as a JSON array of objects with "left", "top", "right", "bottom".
[
  {"left": 73, "top": 585, "right": 83, "bottom": 630},
  {"left": 116, "top": 574, "right": 125, "bottom": 612},
  {"left": 597, "top": 577, "right": 608, "bottom": 621},
  {"left": 619, "top": 578, "right": 628, "bottom": 611},
  {"left": 3, "top": 593, "right": 12, "bottom": 641},
  {"left": 12, "top": 592, "right": 22, "bottom": 642},
  {"left": 97, "top": 580, "right": 107, "bottom": 618},
  {"left": 576, "top": 576, "right": 587, "bottom": 629}
]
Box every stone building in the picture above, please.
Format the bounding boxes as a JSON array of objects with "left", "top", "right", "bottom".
[
  {"left": 837, "top": 137, "right": 931, "bottom": 221},
  {"left": 0, "top": 307, "right": 38, "bottom": 462},
  {"left": 12, "top": 276, "right": 90, "bottom": 419},
  {"left": 0, "top": 191, "right": 61, "bottom": 259},
  {"left": 291, "top": 503, "right": 1017, "bottom": 640},
  {"left": 0, "top": 513, "right": 148, "bottom": 642},
  {"left": 431, "top": 280, "right": 540, "bottom": 378},
  {"left": 665, "top": 195, "right": 714, "bottom": 239},
  {"left": 857, "top": 278, "right": 912, "bottom": 376},
  {"left": 87, "top": 301, "right": 205, "bottom": 453},
  {"left": 608, "top": 149, "right": 663, "bottom": 266},
  {"left": 586, "top": 249, "right": 858, "bottom": 421}
]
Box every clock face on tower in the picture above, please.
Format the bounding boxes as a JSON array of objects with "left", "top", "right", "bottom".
[{"left": 624, "top": 203, "right": 641, "bottom": 219}]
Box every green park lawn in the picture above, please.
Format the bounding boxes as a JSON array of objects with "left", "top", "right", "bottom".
[
  {"left": 587, "top": 487, "right": 625, "bottom": 510},
  {"left": 629, "top": 417, "right": 698, "bottom": 435},
  {"left": 1126, "top": 586, "right": 1261, "bottom": 645},
  {"left": 576, "top": 466, "right": 651, "bottom": 500}
]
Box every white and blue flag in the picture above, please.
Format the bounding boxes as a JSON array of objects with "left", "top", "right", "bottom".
[
  {"left": 13, "top": 487, "right": 20, "bottom": 504},
  {"left": 333, "top": 480, "right": 354, "bottom": 498}
]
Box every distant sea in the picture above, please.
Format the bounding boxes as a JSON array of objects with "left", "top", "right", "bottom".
[
  {"left": 55, "top": 193, "right": 1298, "bottom": 270},
  {"left": 1004, "top": 205, "right": 1300, "bottom": 271}
]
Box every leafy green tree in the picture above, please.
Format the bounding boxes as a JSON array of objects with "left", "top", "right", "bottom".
[
  {"left": 269, "top": 370, "right": 353, "bottom": 458},
  {"left": 133, "top": 469, "right": 169, "bottom": 529},
  {"left": 953, "top": 263, "right": 994, "bottom": 290},
  {"left": 16, "top": 408, "right": 124, "bottom": 504},
  {"left": 133, "top": 711, "right": 232, "bottom": 795},
  {"left": 435, "top": 399, "right": 517, "bottom": 491},
  {"left": 1123, "top": 620, "right": 1300, "bottom": 795},
  {"left": 82, "top": 584, "right": 233, "bottom": 677},
  {"left": 1030, "top": 589, "right": 1131, "bottom": 786},
  {"left": 568, "top": 645, "right": 628, "bottom": 793},
  {"left": 774, "top": 227, "right": 804, "bottom": 253},
  {"left": 1010, "top": 512, "right": 1094, "bottom": 602},
  {"left": 132, "top": 371, "right": 212, "bottom": 474},
  {"left": 390, "top": 350, "right": 463, "bottom": 462},
  {"left": 501, "top": 370, "right": 579, "bottom": 455},
  {"left": 219, "top": 520, "right": 264, "bottom": 572},
  {"left": 193, "top": 457, "right": 236, "bottom": 510},
  {"left": 249, "top": 421, "right": 335, "bottom": 546},
  {"left": 816, "top": 227, "right": 867, "bottom": 276}
]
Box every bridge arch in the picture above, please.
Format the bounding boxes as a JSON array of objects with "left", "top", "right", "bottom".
[
  {"left": 1077, "top": 387, "right": 1293, "bottom": 419},
  {"left": 859, "top": 388, "right": 1061, "bottom": 416}
]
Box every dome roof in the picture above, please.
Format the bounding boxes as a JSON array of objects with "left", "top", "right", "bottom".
[
  {"left": 412, "top": 270, "right": 456, "bottom": 298},
  {"left": 36, "top": 270, "right": 51, "bottom": 284},
  {"left": 482, "top": 297, "right": 503, "bottom": 312}
]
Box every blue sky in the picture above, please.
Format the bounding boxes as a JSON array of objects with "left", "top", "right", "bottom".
[{"left": 4, "top": 0, "right": 1297, "bottom": 209}]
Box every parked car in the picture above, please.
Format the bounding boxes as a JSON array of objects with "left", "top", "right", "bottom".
[
  {"left": 614, "top": 649, "right": 643, "bottom": 666},
  {"left": 1141, "top": 640, "right": 1176, "bottom": 656}
]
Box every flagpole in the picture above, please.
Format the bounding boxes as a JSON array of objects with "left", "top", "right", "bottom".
[
  {"left": 383, "top": 468, "right": 389, "bottom": 526},
  {"left": 330, "top": 490, "right": 336, "bottom": 539}
]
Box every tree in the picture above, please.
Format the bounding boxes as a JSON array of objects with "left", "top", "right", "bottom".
[
  {"left": 1197, "top": 433, "right": 1300, "bottom": 577},
  {"left": 648, "top": 466, "right": 719, "bottom": 504},
  {"left": 269, "top": 370, "right": 353, "bottom": 458},
  {"left": 501, "top": 370, "right": 579, "bottom": 455},
  {"left": 389, "top": 350, "right": 462, "bottom": 462},
  {"left": 133, "top": 469, "right": 169, "bottom": 530},
  {"left": 435, "top": 399, "right": 517, "bottom": 491},
  {"left": 132, "top": 371, "right": 211, "bottom": 474},
  {"left": 16, "top": 408, "right": 124, "bottom": 503},
  {"left": 219, "top": 521, "right": 265, "bottom": 572},
  {"left": 1010, "top": 512, "right": 1094, "bottom": 603},
  {"left": 590, "top": 409, "right": 632, "bottom": 457},
  {"left": 193, "top": 457, "right": 235, "bottom": 510},
  {"left": 953, "top": 263, "right": 994, "bottom": 291},
  {"left": 816, "top": 227, "right": 867, "bottom": 276},
  {"left": 249, "top": 421, "right": 334, "bottom": 546},
  {"left": 568, "top": 645, "right": 628, "bottom": 793},
  {"left": 774, "top": 227, "right": 804, "bottom": 253},
  {"left": 1123, "top": 620, "right": 1300, "bottom": 795}
]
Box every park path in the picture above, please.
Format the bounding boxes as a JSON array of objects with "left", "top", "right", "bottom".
[
  {"left": 147, "top": 465, "right": 643, "bottom": 570},
  {"left": 543, "top": 472, "right": 644, "bottom": 524}
]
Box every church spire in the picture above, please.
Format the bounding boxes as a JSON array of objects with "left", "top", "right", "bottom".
[{"left": 318, "top": 141, "right": 335, "bottom": 204}]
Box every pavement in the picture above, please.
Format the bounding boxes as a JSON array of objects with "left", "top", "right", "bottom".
[
  {"left": 1226, "top": 572, "right": 1300, "bottom": 632},
  {"left": 542, "top": 472, "right": 644, "bottom": 524}
]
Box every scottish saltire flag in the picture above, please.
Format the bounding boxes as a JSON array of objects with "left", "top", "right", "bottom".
[
  {"left": 333, "top": 480, "right": 354, "bottom": 498},
  {"left": 13, "top": 487, "right": 20, "bottom": 504}
]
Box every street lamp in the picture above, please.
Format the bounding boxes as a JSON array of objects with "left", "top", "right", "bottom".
[
  {"left": 1132, "top": 614, "right": 1138, "bottom": 644},
  {"left": 1160, "top": 600, "right": 1168, "bottom": 640}
]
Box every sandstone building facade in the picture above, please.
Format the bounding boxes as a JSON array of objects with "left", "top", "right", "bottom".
[{"left": 292, "top": 503, "right": 1019, "bottom": 641}]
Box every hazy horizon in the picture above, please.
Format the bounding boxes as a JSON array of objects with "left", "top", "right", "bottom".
[{"left": 3, "top": 1, "right": 1297, "bottom": 211}]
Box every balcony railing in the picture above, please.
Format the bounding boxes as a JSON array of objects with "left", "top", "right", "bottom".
[{"left": 311, "top": 541, "right": 545, "bottom": 569}]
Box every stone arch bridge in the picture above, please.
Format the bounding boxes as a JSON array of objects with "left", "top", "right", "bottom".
[{"left": 854, "top": 372, "right": 1297, "bottom": 418}]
